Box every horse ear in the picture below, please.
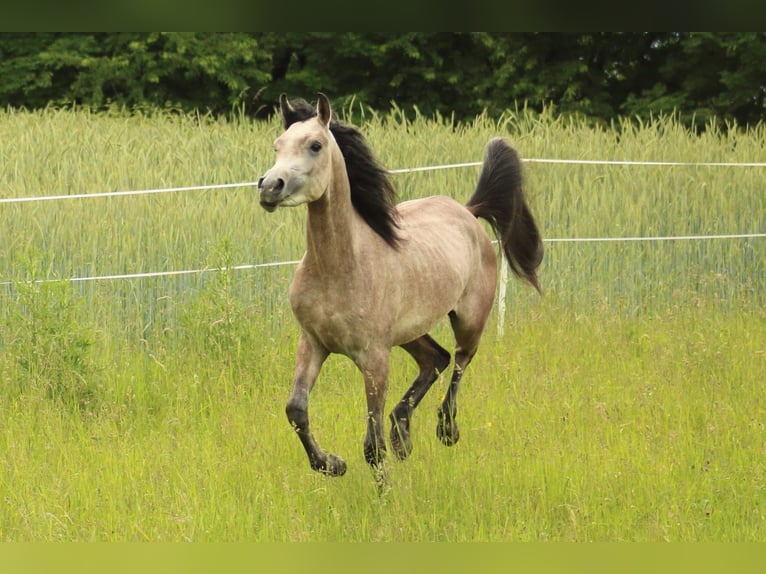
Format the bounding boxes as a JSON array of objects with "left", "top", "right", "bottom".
[
  {"left": 280, "top": 93, "right": 299, "bottom": 129},
  {"left": 317, "top": 92, "right": 332, "bottom": 127}
]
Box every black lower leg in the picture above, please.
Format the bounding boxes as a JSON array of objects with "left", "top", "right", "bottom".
[
  {"left": 364, "top": 415, "right": 386, "bottom": 468},
  {"left": 437, "top": 366, "right": 463, "bottom": 446},
  {"left": 438, "top": 309, "right": 484, "bottom": 448},
  {"left": 286, "top": 396, "right": 347, "bottom": 476},
  {"left": 390, "top": 336, "right": 451, "bottom": 459}
]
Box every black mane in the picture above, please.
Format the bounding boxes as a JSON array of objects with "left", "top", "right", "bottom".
[{"left": 282, "top": 98, "right": 400, "bottom": 248}]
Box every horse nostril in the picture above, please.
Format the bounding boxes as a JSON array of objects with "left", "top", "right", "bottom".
[{"left": 259, "top": 176, "right": 285, "bottom": 193}]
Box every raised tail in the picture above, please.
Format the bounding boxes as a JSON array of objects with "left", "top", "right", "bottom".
[{"left": 466, "top": 137, "right": 544, "bottom": 293}]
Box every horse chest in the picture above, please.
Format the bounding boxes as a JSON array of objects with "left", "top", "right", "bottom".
[{"left": 289, "top": 278, "right": 378, "bottom": 353}]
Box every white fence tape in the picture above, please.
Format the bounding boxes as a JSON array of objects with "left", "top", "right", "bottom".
[
  {"left": 545, "top": 233, "right": 766, "bottom": 243},
  {"left": 0, "top": 181, "right": 261, "bottom": 204},
  {"left": 2, "top": 233, "right": 762, "bottom": 288},
  {"left": 2, "top": 157, "right": 765, "bottom": 205}
]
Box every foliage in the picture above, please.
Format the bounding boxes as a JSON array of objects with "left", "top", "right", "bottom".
[
  {"left": 0, "top": 33, "right": 764, "bottom": 128},
  {"left": 0, "top": 33, "right": 272, "bottom": 115},
  {"left": 4, "top": 250, "right": 99, "bottom": 410},
  {"left": 179, "top": 239, "right": 259, "bottom": 369}
]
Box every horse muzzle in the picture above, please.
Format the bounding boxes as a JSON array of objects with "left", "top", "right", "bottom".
[{"left": 257, "top": 173, "right": 286, "bottom": 212}]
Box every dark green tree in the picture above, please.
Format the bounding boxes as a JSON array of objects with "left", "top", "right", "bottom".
[
  {"left": 0, "top": 33, "right": 273, "bottom": 114},
  {"left": 1, "top": 33, "right": 763, "bottom": 127}
]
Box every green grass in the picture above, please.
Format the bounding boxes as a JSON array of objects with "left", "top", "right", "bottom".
[{"left": 0, "top": 105, "right": 765, "bottom": 541}]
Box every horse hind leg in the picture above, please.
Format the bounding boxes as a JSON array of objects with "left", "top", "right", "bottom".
[
  {"left": 390, "top": 334, "right": 451, "bottom": 460},
  {"left": 437, "top": 309, "right": 488, "bottom": 446}
]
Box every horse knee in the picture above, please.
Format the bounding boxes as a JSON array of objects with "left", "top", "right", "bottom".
[
  {"left": 454, "top": 347, "right": 477, "bottom": 371},
  {"left": 285, "top": 399, "right": 308, "bottom": 431}
]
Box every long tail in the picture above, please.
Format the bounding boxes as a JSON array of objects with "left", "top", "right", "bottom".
[{"left": 466, "top": 137, "right": 544, "bottom": 293}]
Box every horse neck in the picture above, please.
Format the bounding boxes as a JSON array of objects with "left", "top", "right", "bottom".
[{"left": 304, "top": 150, "right": 359, "bottom": 274}]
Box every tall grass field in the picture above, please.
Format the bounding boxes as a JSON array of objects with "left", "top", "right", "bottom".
[{"left": 1, "top": 105, "right": 764, "bottom": 541}]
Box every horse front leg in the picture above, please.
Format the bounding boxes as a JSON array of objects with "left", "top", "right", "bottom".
[
  {"left": 355, "top": 348, "right": 391, "bottom": 471},
  {"left": 285, "top": 331, "right": 346, "bottom": 476}
]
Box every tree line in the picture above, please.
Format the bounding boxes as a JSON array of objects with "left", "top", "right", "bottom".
[{"left": 1, "top": 33, "right": 764, "bottom": 127}]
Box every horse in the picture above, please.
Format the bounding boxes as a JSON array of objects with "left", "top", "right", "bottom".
[{"left": 257, "top": 93, "right": 543, "bottom": 477}]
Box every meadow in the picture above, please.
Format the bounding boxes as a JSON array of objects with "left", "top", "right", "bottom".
[{"left": 0, "top": 104, "right": 764, "bottom": 541}]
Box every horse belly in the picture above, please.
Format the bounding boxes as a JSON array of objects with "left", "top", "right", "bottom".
[
  {"left": 390, "top": 199, "right": 495, "bottom": 344},
  {"left": 388, "top": 249, "right": 470, "bottom": 345}
]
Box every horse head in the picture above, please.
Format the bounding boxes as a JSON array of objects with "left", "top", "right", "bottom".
[{"left": 258, "top": 93, "right": 336, "bottom": 212}]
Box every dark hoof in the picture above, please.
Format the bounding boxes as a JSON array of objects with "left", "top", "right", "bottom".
[
  {"left": 437, "top": 413, "right": 460, "bottom": 446},
  {"left": 390, "top": 416, "right": 413, "bottom": 460},
  {"left": 312, "top": 454, "right": 347, "bottom": 476}
]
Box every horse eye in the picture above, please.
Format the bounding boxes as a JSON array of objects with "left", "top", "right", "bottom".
[{"left": 309, "top": 141, "right": 323, "bottom": 153}]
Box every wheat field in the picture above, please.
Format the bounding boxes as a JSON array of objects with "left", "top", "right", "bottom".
[{"left": 0, "top": 105, "right": 764, "bottom": 541}]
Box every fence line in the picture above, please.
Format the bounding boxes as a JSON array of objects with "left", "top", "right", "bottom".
[
  {"left": 0, "top": 181, "right": 261, "bottom": 204},
  {"left": 0, "top": 260, "right": 303, "bottom": 287},
  {"left": 2, "top": 233, "right": 763, "bottom": 287},
  {"left": 2, "top": 157, "right": 766, "bottom": 205},
  {"left": 545, "top": 232, "right": 766, "bottom": 243},
  {"left": 392, "top": 158, "right": 766, "bottom": 174},
  {"left": 523, "top": 158, "right": 766, "bottom": 168}
]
